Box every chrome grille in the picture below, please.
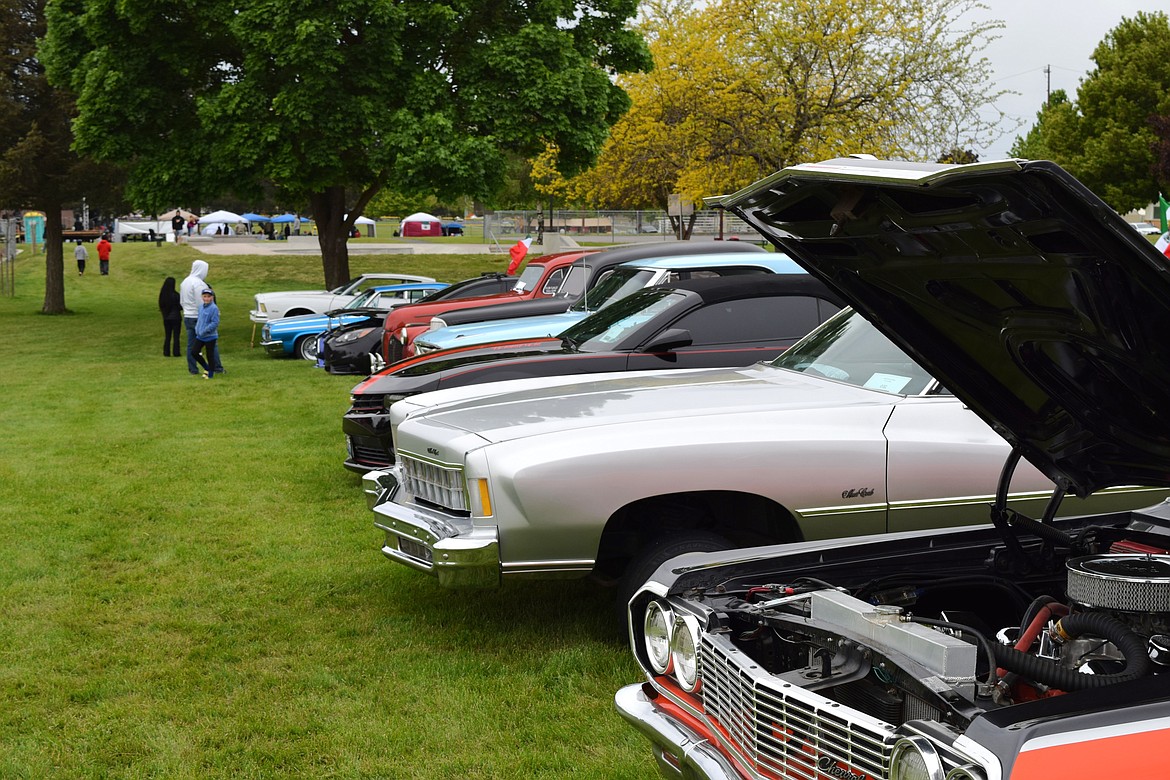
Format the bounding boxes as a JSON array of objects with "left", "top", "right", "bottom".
[
  {"left": 700, "top": 636, "right": 894, "bottom": 780},
  {"left": 399, "top": 453, "right": 468, "bottom": 513}
]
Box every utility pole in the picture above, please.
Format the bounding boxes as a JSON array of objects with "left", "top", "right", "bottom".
[{"left": 1044, "top": 64, "right": 1051, "bottom": 104}]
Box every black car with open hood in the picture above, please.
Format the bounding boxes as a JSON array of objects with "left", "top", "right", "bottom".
[{"left": 616, "top": 157, "right": 1170, "bottom": 780}]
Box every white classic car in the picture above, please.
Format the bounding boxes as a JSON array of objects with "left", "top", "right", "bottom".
[
  {"left": 249, "top": 272, "right": 435, "bottom": 323},
  {"left": 362, "top": 305, "right": 1167, "bottom": 607}
]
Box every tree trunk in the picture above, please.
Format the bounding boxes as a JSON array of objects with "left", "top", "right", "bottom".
[
  {"left": 310, "top": 187, "right": 353, "bottom": 289},
  {"left": 41, "top": 202, "right": 67, "bottom": 314}
]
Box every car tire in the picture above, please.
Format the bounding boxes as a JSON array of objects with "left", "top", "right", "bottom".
[
  {"left": 296, "top": 335, "right": 319, "bottom": 361},
  {"left": 616, "top": 530, "right": 732, "bottom": 627}
]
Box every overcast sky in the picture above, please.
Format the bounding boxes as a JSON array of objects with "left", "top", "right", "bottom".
[{"left": 972, "top": 0, "right": 1154, "bottom": 160}]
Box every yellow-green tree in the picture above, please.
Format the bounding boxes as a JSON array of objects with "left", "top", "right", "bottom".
[{"left": 573, "top": 0, "right": 1006, "bottom": 219}]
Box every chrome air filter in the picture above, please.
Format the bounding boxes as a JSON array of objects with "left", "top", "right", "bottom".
[{"left": 1066, "top": 555, "right": 1170, "bottom": 613}]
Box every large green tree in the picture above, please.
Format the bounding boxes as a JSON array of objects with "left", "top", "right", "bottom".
[
  {"left": 0, "top": 0, "right": 123, "bottom": 313},
  {"left": 1011, "top": 12, "right": 1170, "bottom": 211},
  {"left": 41, "top": 0, "right": 651, "bottom": 287},
  {"left": 569, "top": 0, "right": 1007, "bottom": 220}
]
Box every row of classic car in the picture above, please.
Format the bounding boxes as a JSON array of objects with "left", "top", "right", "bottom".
[
  {"left": 410, "top": 250, "right": 795, "bottom": 353},
  {"left": 342, "top": 272, "right": 846, "bottom": 471},
  {"left": 259, "top": 155, "right": 1170, "bottom": 778},
  {"left": 261, "top": 282, "right": 448, "bottom": 360}
]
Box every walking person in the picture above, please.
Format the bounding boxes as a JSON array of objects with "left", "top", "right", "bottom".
[
  {"left": 96, "top": 233, "right": 112, "bottom": 274},
  {"left": 73, "top": 239, "right": 88, "bottom": 275},
  {"left": 158, "top": 276, "right": 183, "bottom": 357},
  {"left": 192, "top": 290, "right": 221, "bottom": 379}
]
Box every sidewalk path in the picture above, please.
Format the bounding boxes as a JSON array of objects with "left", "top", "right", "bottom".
[{"left": 185, "top": 235, "right": 500, "bottom": 256}]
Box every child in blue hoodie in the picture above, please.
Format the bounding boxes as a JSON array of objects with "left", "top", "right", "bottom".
[{"left": 193, "top": 289, "right": 222, "bottom": 378}]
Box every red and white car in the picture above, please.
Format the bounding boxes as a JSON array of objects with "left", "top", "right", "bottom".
[
  {"left": 379, "top": 250, "right": 590, "bottom": 364},
  {"left": 618, "top": 156, "right": 1170, "bottom": 779}
]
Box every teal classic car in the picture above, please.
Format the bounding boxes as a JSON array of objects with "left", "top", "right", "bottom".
[{"left": 261, "top": 283, "right": 447, "bottom": 360}]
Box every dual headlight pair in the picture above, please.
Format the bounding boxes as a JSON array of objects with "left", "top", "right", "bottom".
[
  {"left": 643, "top": 601, "right": 987, "bottom": 780},
  {"left": 643, "top": 600, "right": 703, "bottom": 692},
  {"left": 889, "top": 737, "right": 985, "bottom": 780}
]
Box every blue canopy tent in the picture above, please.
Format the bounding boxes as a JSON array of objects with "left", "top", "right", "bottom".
[{"left": 241, "top": 212, "right": 270, "bottom": 222}]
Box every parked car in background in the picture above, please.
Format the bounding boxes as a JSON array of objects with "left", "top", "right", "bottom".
[
  {"left": 616, "top": 156, "right": 1170, "bottom": 780},
  {"left": 419, "top": 241, "right": 768, "bottom": 336},
  {"left": 1131, "top": 220, "right": 1161, "bottom": 235},
  {"left": 262, "top": 283, "right": 447, "bottom": 360},
  {"left": 318, "top": 273, "right": 520, "bottom": 375},
  {"left": 250, "top": 272, "right": 436, "bottom": 323},
  {"left": 381, "top": 250, "right": 593, "bottom": 364},
  {"left": 342, "top": 274, "right": 844, "bottom": 472},
  {"left": 411, "top": 252, "right": 798, "bottom": 354}
]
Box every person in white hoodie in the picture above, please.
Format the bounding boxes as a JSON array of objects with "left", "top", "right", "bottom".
[{"left": 179, "top": 260, "right": 223, "bottom": 375}]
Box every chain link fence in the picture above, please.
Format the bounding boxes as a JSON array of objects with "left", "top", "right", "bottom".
[{"left": 484, "top": 209, "right": 757, "bottom": 247}]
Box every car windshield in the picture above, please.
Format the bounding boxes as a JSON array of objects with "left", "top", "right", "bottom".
[
  {"left": 553, "top": 265, "right": 588, "bottom": 299},
  {"left": 772, "top": 309, "right": 936, "bottom": 395},
  {"left": 568, "top": 267, "right": 657, "bottom": 314},
  {"left": 345, "top": 288, "right": 385, "bottom": 309},
  {"left": 560, "top": 288, "right": 683, "bottom": 351},
  {"left": 512, "top": 263, "right": 546, "bottom": 293}
]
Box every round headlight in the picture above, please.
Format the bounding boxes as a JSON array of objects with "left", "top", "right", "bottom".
[
  {"left": 429, "top": 317, "right": 448, "bottom": 331},
  {"left": 643, "top": 601, "right": 674, "bottom": 675},
  {"left": 398, "top": 327, "right": 409, "bottom": 342},
  {"left": 670, "top": 614, "right": 702, "bottom": 692},
  {"left": 945, "top": 767, "right": 984, "bottom": 780},
  {"left": 890, "top": 737, "right": 944, "bottom": 780}
]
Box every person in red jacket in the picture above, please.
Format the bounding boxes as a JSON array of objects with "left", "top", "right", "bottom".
[{"left": 96, "top": 233, "right": 112, "bottom": 275}]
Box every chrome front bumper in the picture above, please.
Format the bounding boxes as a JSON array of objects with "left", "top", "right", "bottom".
[
  {"left": 362, "top": 469, "right": 501, "bottom": 589},
  {"left": 615, "top": 684, "right": 739, "bottom": 780},
  {"left": 260, "top": 339, "right": 286, "bottom": 356}
]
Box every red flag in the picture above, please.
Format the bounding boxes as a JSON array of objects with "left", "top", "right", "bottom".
[
  {"left": 506, "top": 237, "right": 533, "bottom": 274},
  {"left": 1157, "top": 232, "right": 1170, "bottom": 258}
]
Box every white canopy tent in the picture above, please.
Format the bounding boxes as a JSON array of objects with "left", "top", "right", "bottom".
[
  {"left": 197, "top": 209, "right": 244, "bottom": 236},
  {"left": 344, "top": 214, "right": 377, "bottom": 236}
]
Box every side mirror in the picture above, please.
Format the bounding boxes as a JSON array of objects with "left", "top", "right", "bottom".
[{"left": 641, "top": 328, "right": 693, "bottom": 353}]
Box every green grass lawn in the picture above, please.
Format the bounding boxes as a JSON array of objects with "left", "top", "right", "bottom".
[{"left": 0, "top": 242, "right": 653, "bottom": 779}]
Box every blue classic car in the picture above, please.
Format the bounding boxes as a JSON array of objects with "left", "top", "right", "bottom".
[
  {"left": 412, "top": 253, "right": 802, "bottom": 354},
  {"left": 261, "top": 283, "right": 447, "bottom": 360}
]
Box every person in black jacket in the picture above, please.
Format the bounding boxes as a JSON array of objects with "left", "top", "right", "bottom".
[{"left": 158, "top": 276, "right": 183, "bottom": 356}]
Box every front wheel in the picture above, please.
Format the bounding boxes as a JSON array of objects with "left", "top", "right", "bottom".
[
  {"left": 296, "top": 335, "right": 319, "bottom": 361},
  {"left": 616, "top": 531, "right": 732, "bottom": 627}
]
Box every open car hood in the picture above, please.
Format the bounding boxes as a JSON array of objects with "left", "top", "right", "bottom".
[{"left": 713, "top": 157, "right": 1170, "bottom": 497}]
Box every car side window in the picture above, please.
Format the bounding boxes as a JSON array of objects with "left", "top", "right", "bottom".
[
  {"left": 541, "top": 268, "right": 566, "bottom": 295},
  {"left": 673, "top": 296, "right": 842, "bottom": 345}
]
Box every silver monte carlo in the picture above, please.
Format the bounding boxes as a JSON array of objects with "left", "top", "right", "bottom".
[{"left": 363, "top": 309, "right": 1167, "bottom": 606}]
